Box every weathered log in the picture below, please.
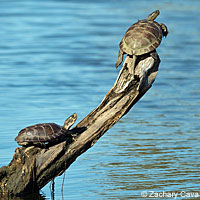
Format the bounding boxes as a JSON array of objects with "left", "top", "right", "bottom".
[{"left": 0, "top": 52, "right": 160, "bottom": 197}]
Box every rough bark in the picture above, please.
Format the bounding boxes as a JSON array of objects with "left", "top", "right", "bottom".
[{"left": 0, "top": 52, "right": 160, "bottom": 197}]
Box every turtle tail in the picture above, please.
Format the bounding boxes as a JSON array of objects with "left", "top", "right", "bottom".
[{"left": 115, "top": 49, "right": 124, "bottom": 68}]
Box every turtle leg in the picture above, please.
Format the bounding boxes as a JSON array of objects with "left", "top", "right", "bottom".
[
  {"left": 150, "top": 50, "right": 159, "bottom": 62},
  {"left": 160, "top": 23, "right": 168, "bottom": 37},
  {"left": 115, "top": 49, "right": 124, "bottom": 68}
]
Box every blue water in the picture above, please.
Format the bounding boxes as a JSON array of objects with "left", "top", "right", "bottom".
[{"left": 0, "top": 0, "right": 200, "bottom": 199}]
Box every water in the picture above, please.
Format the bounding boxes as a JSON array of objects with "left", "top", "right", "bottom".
[{"left": 0, "top": 0, "right": 200, "bottom": 199}]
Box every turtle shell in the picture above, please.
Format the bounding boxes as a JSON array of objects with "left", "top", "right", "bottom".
[
  {"left": 15, "top": 123, "right": 70, "bottom": 146},
  {"left": 120, "top": 19, "right": 163, "bottom": 56}
]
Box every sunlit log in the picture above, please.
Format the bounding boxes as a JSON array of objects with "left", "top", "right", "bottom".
[{"left": 0, "top": 52, "right": 160, "bottom": 197}]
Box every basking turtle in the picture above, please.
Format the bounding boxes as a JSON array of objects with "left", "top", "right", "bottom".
[
  {"left": 15, "top": 113, "right": 77, "bottom": 146},
  {"left": 115, "top": 10, "right": 168, "bottom": 72}
]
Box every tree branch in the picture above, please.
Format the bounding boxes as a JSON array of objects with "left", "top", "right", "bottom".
[{"left": 0, "top": 52, "right": 160, "bottom": 197}]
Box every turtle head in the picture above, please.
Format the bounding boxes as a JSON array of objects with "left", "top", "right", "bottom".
[
  {"left": 148, "top": 10, "right": 160, "bottom": 21},
  {"left": 64, "top": 113, "right": 77, "bottom": 130},
  {"left": 160, "top": 23, "right": 168, "bottom": 37}
]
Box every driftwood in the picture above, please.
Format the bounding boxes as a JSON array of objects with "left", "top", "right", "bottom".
[{"left": 0, "top": 52, "right": 160, "bottom": 197}]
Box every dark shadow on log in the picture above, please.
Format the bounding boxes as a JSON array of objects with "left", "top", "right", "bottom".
[{"left": 0, "top": 52, "right": 160, "bottom": 197}]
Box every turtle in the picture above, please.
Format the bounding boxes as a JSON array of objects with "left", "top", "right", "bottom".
[
  {"left": 15, "top": 113, "right": 77, "bottom": 147},
  {"left": 115, "top": 10, "right": 168, "bottom": 72}
]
